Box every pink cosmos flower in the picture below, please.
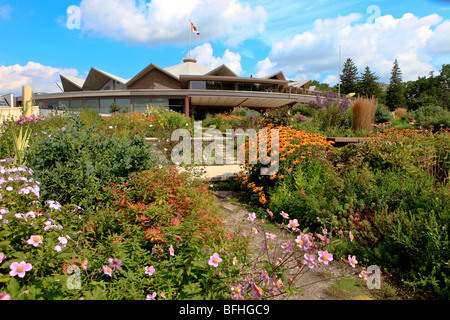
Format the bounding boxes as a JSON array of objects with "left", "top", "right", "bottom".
[
  {"left": 10, "top": 261, "right": 33, "bottom": 278},
  {"left": 318, "top": 250, "right": 333, "bottom": 265},
  {"left": 349, "top": 231, "right": 354, "bottom": 242},
  {"left": 281, "top": 241, "right": 293, "bottom": 253},
  {"left": 348, "top": 255, "right": 358, "bottom": 268},
  {"left": 108, "top": 258, "right": 123, "bottom": 270},
  {"left": 27, "top": 235, "right": 43, "bottom": 247},
  {"left": 81, "top": 260, "right": 88, "bottom": 270},
  {"left": 288, "top": 219, "right": 299, "bottom": 230},
  {"left": 145, "top": 266, "right": 155, "bottom": 276},
  {"left": 248, "top": 212, "right": 256, "bottom": 221},
  {"left": 265, "top": 232, "right": 276, "bottom": 240},
  {"left": 208, "top": 253, "right": 222, "bottom": 268},
  {"left": 251, "top": 283, "right": 263, "bottom": 300},
  {"left": 0, "top": 252, "right": 4, "bottom": 263},
  {"left": 0, "top": 291, "right": 11, "bottom": 300},
  {"left": 359, "top": 270, "right": 368, "bottom": 280},
  {"left": 232, "top": 257, "right": 238, "bottom": 265},
  {"left": 146, "top": 292, "right": 157, "bottom": 300},
  {"left": 169, "top": 245, "right": 174, "bottom": 256},
  {"left": 266, "top": 209, "right": 273, "bottom": 217},
  {"left": 280, "top": 211, "right": 289, "bottom": 219},
  {"left": 303, "top": 253, "right": 315, "bottom": 268},
  {"left": 103, "top": 265, "right": 113, "bottom": 277}
]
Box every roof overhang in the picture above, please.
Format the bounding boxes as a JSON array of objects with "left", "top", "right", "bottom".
[
  {"left": 60, "top": 75, "right": 84, "bottom": 92},
  {"left": 179, "top": 75, "right": 289, "bottom": 89},
  {"left": 82, "top": 68, "right": 127, "bottom": 91}
]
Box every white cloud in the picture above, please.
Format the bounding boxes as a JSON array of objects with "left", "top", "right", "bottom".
[
  {"left": 0, "top": 4, "right": 12, "bottom": 19},
  {"left": 78, "top": 0, "right": 267, "bottom": 46},
  {"left": 254, "top": 57, "right": 278, "bottom": 78},
  {"left": 256, "top": 12, "right": 449, "bottom": 83},
  {"left": 0, "top": 62, "right": 79, "bottom": 95},
  {"left": 192, "top": 43, "right": 242, "bottom": 75}
]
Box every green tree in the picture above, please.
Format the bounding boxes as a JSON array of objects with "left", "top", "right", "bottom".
[
  {"left": 438, "top": 64, "right": 450, "bottom": 109},
  {"left": 357, "top": 66, "right": 383, "bottom": 99},
  {"left": 339, "top": 58, "right": 359, "bottom": 95},
  {"left": 385, "top": 59, "right": 407, "bottom": 110}
]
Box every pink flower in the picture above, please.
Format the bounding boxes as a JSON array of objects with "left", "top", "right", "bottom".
[
  {"left": 145, "top": 266, "right": 155, "bottom": 276},
  {"left": 10, "top": 261, "right": 33, "bottom": 278},
  {"left": 265, "top": 232, "right": 276, "bottom": 240},
  {"left": 348, "top": 255, "right": 358, "bottom": 268},
  {"left": 146, "top": 292, "right": 157, "bottom": 300},
  {"left": 280, "top": 211, "right": 289, "bottom": 219},
  {"left": 103, "top": 265, "right": 113, "bottom": 277},
  {"left": 359, "top": 269, "right": 368, "bottom": 281},
  {"left": 281, "top": 241, "right": 293, "bottom": 253},
  {"left": 108, "top": 258, "right": 123, "bottom": 270},
  {"left": 81, "top": 260, "right": 88, "bottom": 270},
  {"left": 169, "top": 245, "right": 174, "bottom": 256},
  {"left": 303, "top": 253, "right": 315, "bottom": 268},
  {"left": 318, "top": 250, "right": 333, "bottom": 265},
  {"left": 349, "top": 231, "right": 354, "bottom": 242},
  {"left": 251, "top": 283, "right": 262, "bottom": 300},
  {"left": 248, "top": 212, "right": 256, "bottom": 221},
  {"left": 27, "top": 235, "right": 43, "bottom": 247},
  {"left": 266, "top": 208, "right": 273, "bottom": 217},
  {"left": 287, "top": 219, "right": 299, "bottom": 230},
  {"left": 208, "top": 253, "right": 222, "bottom": 268},
  {"left": 232, "top": 257, "right": 238, "bottom": 265},
  {"left": 0, "top": 252, "right": 4, "bottom": 263},
  {"left": 0, "top": 291, "right": 11, "bottom": 300}
]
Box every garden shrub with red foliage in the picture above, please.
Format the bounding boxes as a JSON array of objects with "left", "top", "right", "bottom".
[{"left": 99, "top": 166, "right": 227, "bottom": 247}]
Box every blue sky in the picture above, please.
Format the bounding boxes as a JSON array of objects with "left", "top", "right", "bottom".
[{"left": 1, "top": 0, "right": 449, "bottom": 95}]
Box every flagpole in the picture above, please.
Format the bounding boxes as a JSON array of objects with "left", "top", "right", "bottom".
[{"left": 189, "top": 19, "right": 191, "bottom": 59}]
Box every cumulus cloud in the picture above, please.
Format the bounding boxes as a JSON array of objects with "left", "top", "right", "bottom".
[
  {"left": 257, "top": 12, "right": 450, "bottom": 83},
  {"left": 78, "top": 0, "right": 267, "bottom": 46},
  {"left": 192, "top": 43, "right": 242, "bottom": 75},
  {"left": 0, "top": 62, "right": 79, "bottom": 95}
]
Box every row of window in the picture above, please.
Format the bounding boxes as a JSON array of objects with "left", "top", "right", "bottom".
[
  {"left": 38, "top": 98, "right": 185, "bottom": 114},
  {"left": 189, "top": 81, "right": 280, "bottom": 92}
]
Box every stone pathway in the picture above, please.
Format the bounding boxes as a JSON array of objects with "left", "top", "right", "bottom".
[{"left": 214, "top": 190, "right": 370, "bottom": 300}]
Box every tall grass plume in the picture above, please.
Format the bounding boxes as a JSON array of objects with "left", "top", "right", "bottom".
[{"left": 352, "top": 97, "right": 378, "bottom": 132}]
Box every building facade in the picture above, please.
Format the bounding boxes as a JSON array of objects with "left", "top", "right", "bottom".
[{"left": 30, "top": 59, "right": 314, "bottom": 119}]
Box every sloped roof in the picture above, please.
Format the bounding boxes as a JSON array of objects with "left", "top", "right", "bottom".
[
  {"left": 60, "top": 75, "right": 85, "bottom": 92},
  {"left": 164, "top": 60, "right": 212, "bottom": 79},
  {"left": 205, "top": 64, "right": 238, "bottom": 77},
  {"left": 126, "top": 63, "right": 180, "bottom": 87},
  {"left": 262, "top": 71, "right": 286, "bottom": 81},
  {"left": 287, "top": 80, "right": 311, "bottom": 88},
  {"left": 82, "top": 68, "right": 128, "bottom": 91}
]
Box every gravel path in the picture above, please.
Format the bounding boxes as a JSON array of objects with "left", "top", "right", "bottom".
[{"left": 214, "top": 190, "right": 368, "bottom": 300}]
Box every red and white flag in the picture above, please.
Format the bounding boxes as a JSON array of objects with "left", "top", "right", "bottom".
[{"left": 190, "top": 21, "right": 200, "bottom": 35}]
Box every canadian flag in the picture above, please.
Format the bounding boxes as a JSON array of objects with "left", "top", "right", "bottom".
[{"left": 190, "top": 21, "right": 200, "bottom": 35}]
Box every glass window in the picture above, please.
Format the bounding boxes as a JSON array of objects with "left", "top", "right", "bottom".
[
  {"left": 134, "top": 98, "right": 151, "bottom": 114},
  {"left": 151, "top": 98, "right": 168, "bottom": 109},
  {"left": 58, "top": 100, "right": 69, "bottom": 109},
  {"left": 190, "top": 81, "right": 206, "bottom": 90},
  {"left": 237, "top": 82, "right": 252, "bottom": 91},
  {"left": 47, "top": 101, "right": 58, "bottom": 109},
  {"left": 86, "top": 99, "right": 99, "bottom": 112},
  {"left": 169, "top": 99, "right": 185, "bottom": 114},
  {"left": 70, "top": 100, "right": 82, "bottom": 111},
  {"left": 206, "top": 81, "right": 222, "bottom": 90},
  {"left": 221, "top": 81, "right": 237, "bottom": 91},
  {"left": 115, "top": 99, "right": 131, "bottom": 113},
  {"left": 100, "top": 99, "right": 114, "bottom": 114}
]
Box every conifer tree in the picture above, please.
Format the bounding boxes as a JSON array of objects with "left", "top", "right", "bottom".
[
  {"left": 340, "top": 58, "right": 359, "bottom": 95},
  {"left": 357, "top": 66, "right": 382, "bottom": 99},
  {"left": 385, "top": 59, "right": 406, "bottom": 110}
]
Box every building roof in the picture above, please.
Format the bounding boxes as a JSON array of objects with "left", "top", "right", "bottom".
[
  {"left": 126, "top": 63, "right": 180, "bottom": 87},
  {"left": 60, "top": 75, "right": 85, "bottom": 91},
  {"left": 82, "top": 68, "right": 128, "bottom": 91},
  {"left": 164, "top": 59, "right": 213, "bottom": 78}
]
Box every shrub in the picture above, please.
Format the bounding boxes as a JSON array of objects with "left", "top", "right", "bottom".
[
  {"left": 308, "top": 93, "right": 352, "bottom": 131},
  {"left": 374, "top": 103, "right": 393, "bottom": 124},
  {"left": 394, "top": 108, "right": 408, "bottom": 119},
  {"left": 24, "top": 123, "right": 156, "bottom": 208},
  {"left": 352, "top": 97, "right": 377, "bottom": 132}
]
